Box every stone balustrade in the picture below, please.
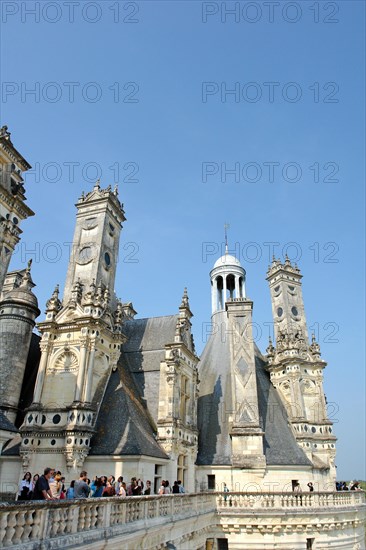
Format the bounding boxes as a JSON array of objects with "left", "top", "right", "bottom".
[
  {"left": 0, "top": 492, "right": 364, "bottom": 550},
  {"left": 216, "top": 490, "right": 365, "bottom": 510}
]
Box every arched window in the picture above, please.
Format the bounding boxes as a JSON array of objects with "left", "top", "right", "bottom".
[
  {"left": 226, "top": 274, "right": 235, "bottom": 299},
  {"left": 216, "top": 276, "right": 223, "bottom": 310}
]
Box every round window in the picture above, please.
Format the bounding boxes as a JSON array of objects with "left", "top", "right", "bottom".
[
  {"left": 291, "top": 306, "right": 298, "bottom": 316},
  {"left": 78, "top": 246, "right": 92, "bottom": 263},
  {"left": 277, "top": 307, "right": 283, "bottom": 317},
  {"left": 104, "top": 252, "right": 111, "bottom": 266},
  {"left": 53, "top": 414, "right": 61, "bottom": 425}
]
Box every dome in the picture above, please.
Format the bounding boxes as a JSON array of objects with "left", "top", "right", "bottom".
[
  {"left": 213, "top": 253, "right": 242, "bottom": 269},
  {"left": 3, "top": 287, "right": 39, "bottom": 309}
]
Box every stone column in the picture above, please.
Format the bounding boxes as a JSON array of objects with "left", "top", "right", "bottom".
[
  {"left": 83, "top": 343, "right": 96, "bottom": 403},
  {"left": 235, "top": 276, "right": 240, "bottom": 298},
  {"left": 32, "top": 343, "right": 51, "bottom": 404},
  {"left": 74, "top": 340, "right": 88, "bottom": 402}
]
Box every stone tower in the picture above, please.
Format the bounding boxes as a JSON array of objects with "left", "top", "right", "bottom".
[
  {"left": 0, "top": 262, "right": 40, "bottom": 424},
  {"left": 20, "top": 183, "right": 127, "bottom": 475},
  {"left": 0, "top": 125, "right": 33, "bottom": 293},
  {"left": 157, "top": 288, "right": 199, "bottom": 489},
  {"left": 197, "top": 247, "right": 265, "bottom": 488},
  {"left": 266, "top": 256, "right": 337, "bottom": 477}
]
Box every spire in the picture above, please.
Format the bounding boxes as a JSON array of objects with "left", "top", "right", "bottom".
[{"left": 224, "top": 222, "right": 230, "bottom": 254}]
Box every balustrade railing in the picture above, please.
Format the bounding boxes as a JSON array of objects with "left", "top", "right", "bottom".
[
  {"left": 0, "top": 492, "right": 364, "bottom": 548},
  {"left": 215, "top": 490, "right": 365, "bottom": 510}
]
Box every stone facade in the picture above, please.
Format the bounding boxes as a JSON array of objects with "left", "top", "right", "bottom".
[
  {"left": 0, "top": 126, "right": 33, "bottom": 292},
  {"left": 266, "top": 257, "right": 337, "bottom": 476},
  {"left": 0, "top": 128, "right": 364, "bottom": 549}
]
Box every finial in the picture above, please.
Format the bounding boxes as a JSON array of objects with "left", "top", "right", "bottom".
[
  {"left": 94, "top": 179, "right": 101, "bottom": 190},
  {"left": 26, "top": 258, "right": 32, "bottom": 272},
  {"left": 181, "top": 287, "right": 189, "bottom": 307},
  {"left": 114, "top": 184, "right": 119, "bottom": 196},
  {"left": 224, "top": 223, "right": 230, "bottom": 254}
]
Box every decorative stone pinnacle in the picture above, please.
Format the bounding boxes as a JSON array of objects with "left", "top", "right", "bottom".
[
  {"left": 46, "top": 283, "right": 62, "bottom": 312},
  {"left": 181, "top": 287, "right": 189, "bottom": 308},
  {"left": 0, "top": 125, "right": 11, "bottom": 140},
  {"left": 19, "top": 260, "right": 32, "bottom": 289},
  {"left": 266, "top": 336, "right": 275, "bottom": 356},
  {"left": 94, "top": 179, "right": 101, "bottom": 190}
]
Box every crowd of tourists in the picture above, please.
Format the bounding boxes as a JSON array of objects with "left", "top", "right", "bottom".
[
  {"left": 336, "top": 480, "right": 362, "bottom": 491},
  {"left": 17, "top": 468, "right": 185, "bottom": 501}
]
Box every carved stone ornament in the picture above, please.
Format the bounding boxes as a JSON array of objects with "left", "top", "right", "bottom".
[{"left": 49, "top": 349, "right": 79, "bottom": 373}]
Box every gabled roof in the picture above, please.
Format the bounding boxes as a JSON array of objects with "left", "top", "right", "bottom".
[{"left": 90, "top": 347, "right": 168, "bottom": 459}]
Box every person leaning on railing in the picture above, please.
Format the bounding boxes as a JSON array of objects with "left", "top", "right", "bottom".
[{"left": 32, "top": 467, "right": 54, "bottom": 500}]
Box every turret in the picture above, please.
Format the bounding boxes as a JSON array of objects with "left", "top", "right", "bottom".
[
  {"left": 0, "top": 261, "right": 40, "bottom": 423},
  {"left": 266, "top": 256, "right": 337, "bottom": 477},
  {"left": 210, "top": 245, "right": 246, "bottom": 315}
]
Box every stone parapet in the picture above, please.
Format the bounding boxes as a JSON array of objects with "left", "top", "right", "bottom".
[{"left": 0, "top": 492, "right": 364, "bottom": 550}]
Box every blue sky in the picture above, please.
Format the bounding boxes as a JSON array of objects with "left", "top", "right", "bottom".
[{"left": 1, "top": 1, "right": 365, "bottom": 480}]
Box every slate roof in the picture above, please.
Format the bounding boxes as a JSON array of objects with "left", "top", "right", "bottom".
[
  {"left": 90, "top": 363, "right": 168, "bottom": 459},
  {"left": 197, "top": 314, "right": 311, "bottom": 467},
  {"left": 1, "top": 436, "right": 21, "bottom": 456},
  {"left": 90, "top": 315, "right": 178, "bottom": 459},
  {"left": 197, "top": 312, "right": 232, "bottom": 465},
  {"left": 119, "top": 315, "right": 178, "bottom": 423},
  {"left": 255, "top": 351, "right": 312, "bottom": 466},
  {"left": 0, "top": 411, "right": 18, "bottom": 434}
]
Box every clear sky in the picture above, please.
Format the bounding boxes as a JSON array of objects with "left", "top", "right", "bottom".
[{"left": 1, "top": 1, "right": 365, "bottom": 480}]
